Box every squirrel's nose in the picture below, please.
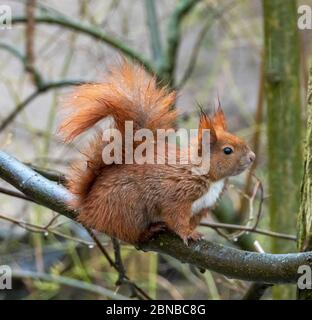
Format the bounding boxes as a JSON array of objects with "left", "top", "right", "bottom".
[{"left": 248, "top": 151, "right": 256, "bottom": 163}]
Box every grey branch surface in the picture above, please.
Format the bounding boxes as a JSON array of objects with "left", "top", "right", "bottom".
[
  {"left": 0, "top": 150, "right": 311, "bottom": 284},
  {"left": 0, "top": 151, "right": 76, "bottom": 220}
]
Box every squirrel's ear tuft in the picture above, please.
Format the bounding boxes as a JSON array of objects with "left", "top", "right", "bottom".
[
  {"left": 212, "top": 98, "right": 227, "bottom": 131},
  {"left": 198, "top": 110, "right": 217, "bottom": 145}
]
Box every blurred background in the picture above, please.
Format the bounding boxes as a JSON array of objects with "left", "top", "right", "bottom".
[{"left": 0, "top": 0, "right": 312, "bottom": 300}]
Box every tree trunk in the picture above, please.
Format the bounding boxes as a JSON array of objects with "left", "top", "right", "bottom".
[
  {"left": 297, "top": 65, "right": 312, "bottom": 300},
  {"left": 263, "top": 0, "right": 302, "bottom": 299}
]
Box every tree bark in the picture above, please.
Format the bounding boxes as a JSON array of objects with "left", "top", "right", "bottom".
[
  {"left": 263, "top": 0, "right": 302, "bottom": 299},
  {"left": 297, "top": 66, "right": 312, "bottom": 299}
]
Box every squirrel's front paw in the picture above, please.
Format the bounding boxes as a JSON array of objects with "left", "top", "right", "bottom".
[
  {"left": 188, "top": 230, "right": 204, "bottom": 242},
  {"left": 180, "top": 230, "right": 204, "bottom": 245}
]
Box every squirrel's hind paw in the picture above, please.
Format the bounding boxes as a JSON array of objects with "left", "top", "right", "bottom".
[{"left": 138, "top": 221, "right": 167, "bottom": 243}]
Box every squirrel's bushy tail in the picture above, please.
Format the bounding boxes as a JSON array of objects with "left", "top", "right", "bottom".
[
  {"left": 58, "top": 62, "right": 177, "bottom": 203},
  {"left": 59, "top": 62, "right": 177, "bottom": 141}
]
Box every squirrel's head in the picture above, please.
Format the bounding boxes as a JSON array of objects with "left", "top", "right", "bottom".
[{"left": 198, "top": 104, "right": 255, "bottom": 181}]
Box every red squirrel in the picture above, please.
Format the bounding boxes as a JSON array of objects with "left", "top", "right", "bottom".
[{"left": 59, "top": 62, "right": 255, "bottom": 244}]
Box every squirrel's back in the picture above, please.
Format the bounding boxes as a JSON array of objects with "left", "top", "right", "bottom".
[{"left": 58, "top": 62, "right": 177, "bottom": 204}]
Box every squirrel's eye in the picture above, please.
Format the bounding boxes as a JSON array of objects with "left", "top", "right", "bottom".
[{"left": 223, "top": 147, "right": 233, "bottom": 155}]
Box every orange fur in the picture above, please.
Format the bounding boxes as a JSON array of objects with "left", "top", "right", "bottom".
[
  {"left": 58, "top": 61, "right": 255, "bottom": 244},
  {"left": 59, "top": 63, "right": 177, "bottom": 141},
  {"left": 59, "top": 62, "right": 176, "bottom": 203}
]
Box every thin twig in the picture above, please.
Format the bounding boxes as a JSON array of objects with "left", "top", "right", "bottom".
[
  {"left": 0, "top": 187, "right": 37, "bottom": 203},
  {"left": 12, "top": 269, "right": 128, "bottom": 300},
  {"left": 219, "top": 174, "right": 265, "bottom": 241},
  {"left": 0, "top": 213, "right": 101, "bottom": 247},
  {"left": 144, "top": 0, "right": 163, "bottom": 68},
  {"left": 111, "top": 237, "right": 141, "bottom": 298},
  {"left": 163, "top": 0, "right": 202, "bottom": 85},
  {"left": 177, "top": 0, "right": 237, "bottom": 88},
  {"left": 239, "top": 54, "right": 265, "bottom": 218},
  {"left": 25, "top": 0, "right": 38, "bottom": 85},
  {"left": 0, "top": 90, "right": 41, "bottom": 132},
  {"left": 87, "top": 229, "right": 152, "bottom": 300},
  {"left": 12, "top": 15, "right": 156, "bottom": 75},
  {"left": 0, "top": 42, "right": 43, "bottom": 85},
  {"left": 200, "top": 221, "right": 296, "bottom": 241},
  {"left": 0, "top": 80, "right": 86, "bottom": 132},
  {"left": 87, "top": 228, "right": 116, "bottom": 267},
  {"left": 44, "top": 214, "right": 60, "bottom": 229},
  {"left": 111, "top": 238, "right": 126, "bottom": 285}
]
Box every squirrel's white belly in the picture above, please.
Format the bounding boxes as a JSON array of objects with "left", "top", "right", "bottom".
[{"left": 191, "top": 179, "right": 225, "bottom": 216}]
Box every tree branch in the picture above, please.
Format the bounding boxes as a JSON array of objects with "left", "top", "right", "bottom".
[
  {"left": 162, "top": 0, "right": 202, "bottom": 85},
  {"left": 297, "top": 65, "right": 312, "bottom": 300},
  {"left": 177, "top": 1, "right": 237, "bottom": 89},
  {"left": 0, "top": 150, "right": 75, "bottom": 220},
  {"left": 25, "top": 0, "right": 37, "bottom": 84},
  {"left": 144, "top": 0, "right": 163, "bottom": 68},
  {"left": 0, "top": 150, "right": 311, "bottom": 284},
  {"left": 0, "top": 80, "right": 86, "bottom": 132},
  {"left": 0, "top": 42, "right": 43, "bottom": 87},
  {"left": 242, "top": 282, "right": 272, "bottom": 300},
  {"left": 0, "top": 41, "right": 88, "bottom": 131},
  {"left": 11, "top": 15, "right": 156, "bottom": 76}
]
